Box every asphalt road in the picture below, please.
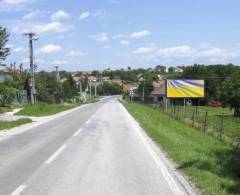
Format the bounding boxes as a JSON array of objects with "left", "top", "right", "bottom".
[{"left": 0, "top": 97, "right": 197, "bottom": 195}]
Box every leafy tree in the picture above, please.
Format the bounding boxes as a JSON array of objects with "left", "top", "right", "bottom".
[
  {"left": 35, "top": 71, "right": 55, "bottom": 102},
  {"left": 0, "top": 83, "right": 15, "bottom": 106},
  {"left": 168, "top": 67, "right": 175, "bottom": 73},
  {"left": 217, "top": 71, "right": 240, "bottom": 117},
  {"left": 98, "top": 83, "right": 123, "bottom": 95},
  {"left": 62, "top": 74, "right": 77, "bottom": 101},
  {"left": 154, "top": 65, "right": 166, "bottom": 74},
  {"left": 0, "top": 27, "right": 10, "bottom": 60},
  {"left": 137, "top": 73, "right": 156, "bottom": 102}
]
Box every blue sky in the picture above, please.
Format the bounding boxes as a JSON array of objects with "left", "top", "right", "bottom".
[{"left": 1, "top": 0, "right": 240, "bottom": 71}]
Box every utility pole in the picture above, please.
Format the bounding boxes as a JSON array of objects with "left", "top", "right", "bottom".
[
  {"left": 79, "top": 79, "right": 82, "bottom": 93},
  {"left": 142, "top": 75, "right": 145, "bottom": 102},
  {"left": 94, "top": 82, "right": 97, "bottom": 97},
  {"left": 89, "top": 79, "right": 92, "bottom": 98},
  {"left": 54, "top": 66, "right": 60, "bottom": 82},
  {"left": 54, "top": 66, "right": 60, "bottom": 104},
  {"left": 24, "top": 32, "right": 38, "bottom": 104}
]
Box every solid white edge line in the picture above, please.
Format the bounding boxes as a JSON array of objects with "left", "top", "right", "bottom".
[
  {"left": 10, "top": 185, "right": 26, "bottom": 195},
  {"left": 73, "top": 128, "right": 82, "bottom": 137},
  {"left": 45, "top": 144, "right": 67, "bottom": 164},
  {"left": 120, "top": 103, "right": 184, "bottom": 195},
  {"left": 135, "top": 126, "right": 183, "bottom": 195}
]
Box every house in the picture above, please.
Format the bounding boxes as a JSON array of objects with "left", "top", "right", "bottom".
[
  {"left": 0, "top": 67, "right": 14, "bottom": 83},
  {"left": 87, "top": 76, "right": 97, "bottom": 82},
  {"left": 175, "top": 66, "right": 184, "bottom": 73},
  {"left": 123, "top": 84, "right": 138, "bottom": 93},
  {"left": 78, "top": 71, "right": 92, "bottom": 76},
  {"left": 108, "top": 79, "right": 123, "bottom": 85},
  {"left": 150, "top": 80, "right": 166, "bottom": 104},
  {"left": 101, "top": 76, "right": 110, "bottom": 82}
]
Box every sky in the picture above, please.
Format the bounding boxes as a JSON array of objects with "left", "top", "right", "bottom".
[{"left": 0, "top": 0, "right": 240, "bottom": 71}]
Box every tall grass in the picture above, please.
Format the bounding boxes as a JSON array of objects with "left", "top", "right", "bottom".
[{"left": 123, "top": 102, "right": 240, "bottom": 195}]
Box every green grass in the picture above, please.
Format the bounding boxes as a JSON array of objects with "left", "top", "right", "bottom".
[
  {"left": 0, "top": 118, "right": 32, "bottom": 130},
  {"left": 15, "top": 103, "right": 77, "bottom": 116},
  {"left": 123, "top": 102, "right": 240, "bottom": 195},
  {"left": 15, "top": 98, "right": 99, "bottom": 117},
  {"left": 165, "top": 105, "right": 240, "bottom": 144},
  {"left": 0, "top": 106, "right": 12, "bottom": 114}
]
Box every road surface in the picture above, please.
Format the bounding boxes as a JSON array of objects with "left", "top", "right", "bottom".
[{"left": 0, "top": 97, "right": 197, "bottom": 195}]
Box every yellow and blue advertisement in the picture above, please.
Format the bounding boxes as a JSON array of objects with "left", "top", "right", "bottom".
[{"left": 167, "top": 80, "right": 205, "bottom": 98}]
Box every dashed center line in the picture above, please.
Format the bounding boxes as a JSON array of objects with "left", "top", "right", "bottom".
[
  {"left": 73, "top": 128, "right": 82, "bottom": 137},
  {"left": 85, "top": 119, "right": 91, "bottom": 124},
  {"left": 11, "top": 185, "right": 26, "bottom": 195},
  {"left": 45, "top": 144, "right": 67, "bottom": 164}
]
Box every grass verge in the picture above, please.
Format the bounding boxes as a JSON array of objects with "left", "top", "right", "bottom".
[
  {"left": 0, "top": 106, "right": 12, "bottom": 114},
  {"left": 15, "top": 98, "right": 99, "bottom": 117},
  {"left": 0, "top": 118, "right": 32, "bottom": 130},
  {"left": 123, "top": 101, "right": 240, "bottom": 195}
]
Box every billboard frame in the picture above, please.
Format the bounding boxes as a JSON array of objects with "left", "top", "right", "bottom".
[{"left": 165, "top": 79, "right": 205, "bottom": 99}]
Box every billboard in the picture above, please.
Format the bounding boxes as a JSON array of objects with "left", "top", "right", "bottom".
[{"left": 166, "top": 80, "right": 205, "bottom": 98}]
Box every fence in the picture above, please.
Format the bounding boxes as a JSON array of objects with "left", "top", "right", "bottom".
[{"left": 149, "top": 104, "right": 240, "bottom": 146}]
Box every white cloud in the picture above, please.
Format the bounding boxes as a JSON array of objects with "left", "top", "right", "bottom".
[
  {"left": 112, "top": 34, "right": 125, "bottom": 39},
  {"left": 79, "top": 12, "right": 90, "bottom": 20},
  {"left": 66, "top": 50, "right": 85, "bottom": 57},
  {"left": 33, "top": 22, "right": 69, "bottom": 34},
  {"left": 0, "top": 0, "right": 34, "bottom": 11},
  {"left": 89, "top": 32, "right": 109, "bottom": 43},
  {"left": 51, "top": 10, "right": 70, "bottom": 21},
  {"left": 93, "top": 9, "right": 108, "bottom": 18},
  {"left": 132, "top": 44, "right": 237, "bottom": 64},
  {"left": 133, "top": 47, "right": 155, "bottom": 54},
  {"left": 52, "top": 60, "right": 68, "bottom": 65},
  {"left": 130, "top": 30, "right": 151, "bottom": 38},
  {"left": 12, "top": 46, "right": 27, "bottom": 53},
  {"left": 6, "top": 44, "right": 14, "bottom": 48},
  {"left": 12, "top": 22, "right": 70, "bottom": 35},
  {"left": 120, "top": 40, "right": 129, "bottom": 45},
  {"left": 23, "top": 10, "right": 43, "bottom": 20},
  {"left": 2, "top": 0, "right": 33, "bottom": 5},
  {"left": 37, "top": 44, "right": 63, "bottom": 54}
]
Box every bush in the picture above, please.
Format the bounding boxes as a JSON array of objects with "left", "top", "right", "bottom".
[{"left": 0, "top": 84, "right": 16, "bottom": 106}]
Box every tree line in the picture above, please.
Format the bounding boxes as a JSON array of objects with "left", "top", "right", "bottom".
[{"left": 1, "top": 26, "right": 240, "bottom": 116}]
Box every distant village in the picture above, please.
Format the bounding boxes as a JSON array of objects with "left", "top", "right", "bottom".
[{"left": 0, "top": 65, "right": 184, "bottom": 104}]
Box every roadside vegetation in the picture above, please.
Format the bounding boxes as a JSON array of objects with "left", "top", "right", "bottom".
[
  {"left": 155, "top": 105, "right": 240, "bottom": 145},
  {"left": 0, "top": 106, "right": 12, "bottom": 114},
  {"left": 123, "top": 101, "right": 240, "bottom": 195},
  {"left": 15, "top": 98, "right": 99, "bottom": 117},
  {"left": 0, "top": 118, "right": 32, "bottom": 131}
]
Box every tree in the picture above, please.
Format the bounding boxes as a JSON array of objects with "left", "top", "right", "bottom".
[
  {"left": 218, "top": 71, "right": 240, "bottom": 117},
  {"left": 168, "top": 67, "right": 175, "bottom": 73},
  {"left": 98, "top": 83, "right": 123, "bottom": 95},
  {"left": 0, "top": 83, "right": 16, "bottom": 106},
  {"left": 0, "top": 27, "right": 10, "bottom": 60},
  {"left": 154, "top": 65, "right": 166, "bottom": 74},
  {"left": 137, "top": 73, "right": 156, "bottom": 102},
  {"left": 62, "top": 74, "right": 77, "bottom": 101}
]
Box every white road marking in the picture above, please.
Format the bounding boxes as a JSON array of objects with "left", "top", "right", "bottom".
[
  {"left": 45, "top": 144, "right": 67, "bottom": 164},
  {"left": 120, "top": 104, "right": 184, "bottom": 195},
  {"left": 10, "top": 185, "right": 26, "bottom": 195},
  {"left": 73, "top": 128, "right": 82, "bottom": 137},
  {"left": 85, "top": 119, "right": 90, "bottom": 124},
  {"left": 134, "top": 126, "right": 183, "bottom": 194}
]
